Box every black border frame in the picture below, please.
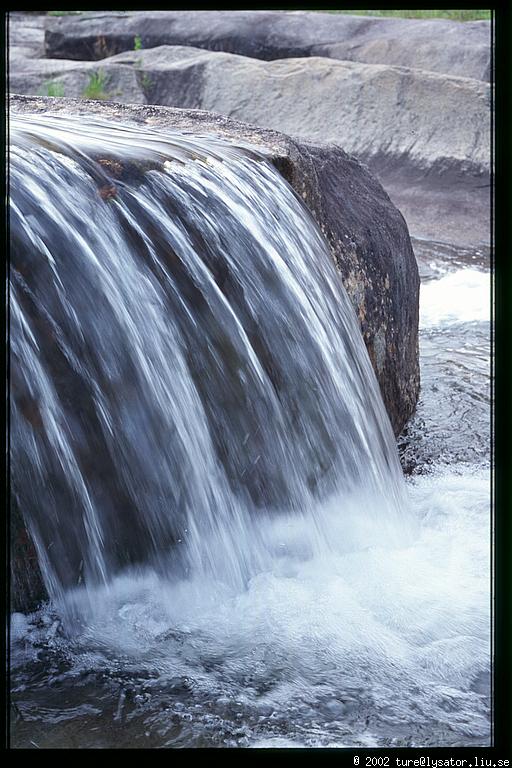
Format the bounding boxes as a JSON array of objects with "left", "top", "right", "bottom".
[{"left": 2, "top": 3, "right": 510, "bottom": 759}]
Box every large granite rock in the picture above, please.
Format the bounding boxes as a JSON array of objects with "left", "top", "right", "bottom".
[
  {"left": 108, "top": 46, "right": 490, "bottom": 179},
  {"left": 44, "top": 10, "right": 492, "bottom": 81},
  {"left": 10, "top": 96, "right": 420, "bottom": 608}
]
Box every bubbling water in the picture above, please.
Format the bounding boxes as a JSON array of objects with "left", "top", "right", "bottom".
[{"left": 9, "top": 467, "right": 490, "bottom": 747}]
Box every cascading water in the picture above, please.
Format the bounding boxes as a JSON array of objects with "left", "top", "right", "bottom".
[
  {"left": 10, "top": 114, "right": 412, "bottom": 601},
  {"left": 9, "top": 115, "right": 490, "bottom": 749}
]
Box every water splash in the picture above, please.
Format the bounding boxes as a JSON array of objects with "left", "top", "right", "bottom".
[
  {"left": 9, "top": 467, "right": 490, "bottom": 747},
  {"left": 420, "top": 268, "right": 490, "bottom": 327}
]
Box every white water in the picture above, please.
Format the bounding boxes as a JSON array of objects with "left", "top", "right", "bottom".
[
  {"left": 420, "top": 267, "right": 490, "bottom": 327},
  {"left": 10, "top": 466, "right": 490, "bottom": 747}
]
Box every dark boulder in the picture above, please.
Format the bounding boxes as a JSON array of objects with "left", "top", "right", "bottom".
[{"left": 11, "top": 498, "right": 45, "bottom": 613}]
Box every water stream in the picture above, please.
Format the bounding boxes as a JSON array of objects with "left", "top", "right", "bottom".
[{"left": 9, "top": 115, "right": 491, "bottom": 748}]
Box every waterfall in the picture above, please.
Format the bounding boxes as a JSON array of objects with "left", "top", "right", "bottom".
[
  {"left": 10, "top": 114, "right": 414, "bottom": 612},
  {"left": 9, "top": 114, "right": 490, "bottom": 750}
]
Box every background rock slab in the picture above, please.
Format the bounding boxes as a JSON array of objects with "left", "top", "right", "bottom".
[
  {"left": 44, "top": 10, "right": 492, "bottom": 81},
  {"left": 12, "top": 44, "right": 490, "bottom": 249}
]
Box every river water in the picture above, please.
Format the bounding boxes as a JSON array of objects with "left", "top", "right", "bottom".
[{"left": 9, "top": 116, "right": 491, "bottom": 749}]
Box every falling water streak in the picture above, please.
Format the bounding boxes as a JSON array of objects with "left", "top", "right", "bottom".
[{"left": 10, "top": 113, "right": 415, "bottom": 621}]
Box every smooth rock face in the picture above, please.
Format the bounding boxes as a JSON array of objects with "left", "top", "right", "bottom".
[
  {"left": 43, "top": 10, "right": 492, "bottom": 81},
  {"left": 8, "top": 11, "right": 45, "bottom": 60},
  {"left": 115, "top": 47, "right": 491, "bottom": 178},
  {"left": 12, "top": 46, "right": 490, "bottom": 175},
  {"left": 12, "top": 43, "right": 490, "bottom": 249},
  {"left": 10, "top": 62, "right": 146, "bottom": 105}
]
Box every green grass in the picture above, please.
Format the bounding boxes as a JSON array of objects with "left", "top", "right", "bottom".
[
  {"left": 47, "top": 11, "right": 85, "bottom": 16},
  {"left": 39, "top": 80, "right": 65, "bottom": 98},
  {"left": 47, "top": 9, "right": 491, "bottom": 21},
  {"left": 317, "top": 9, "right": 491, "bottom": 21},
  {"left": 140, "top": 72, "right": 153, "bottom": 92},
  {"left": 134, "top": 34, "right": 143, "bottom": 51},
  {"left": 82, "top": 70, "right": 110, "bottom": 101}
]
